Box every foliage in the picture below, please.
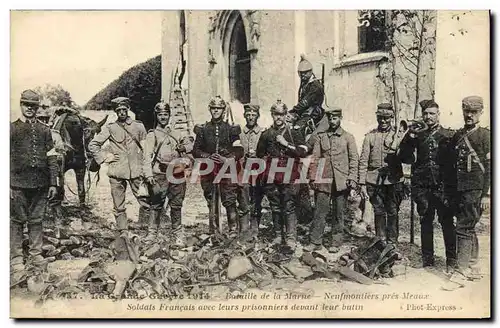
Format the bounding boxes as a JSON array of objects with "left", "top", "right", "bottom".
[
  {"left": 34, "top": 84, "right": 78, "bottom": 109},
  {"left": 84, "top": 55, "right": 162, "bottom": 130}
]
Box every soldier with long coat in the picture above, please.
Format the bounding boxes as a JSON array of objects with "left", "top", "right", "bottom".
[
  {"left": 88, "top": 97, "right": 150, "bottom": 234},
  {"left": 11, "top": 90, "right": 59, "bottom": 281},
  {"left": 305, "top": 107, "right": 359, "bottom": 253}
]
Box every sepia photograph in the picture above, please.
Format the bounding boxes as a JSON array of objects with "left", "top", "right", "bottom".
[{"left": 8, "top": 9, "right": 491, "bottom": 319}]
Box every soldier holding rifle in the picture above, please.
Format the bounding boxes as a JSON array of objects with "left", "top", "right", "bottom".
[
  {"left": 192, "top": 96, "right": 242, "bottom": 236},
  {"left": 256, "top": 100, "right": 308, "bottom": 250}
]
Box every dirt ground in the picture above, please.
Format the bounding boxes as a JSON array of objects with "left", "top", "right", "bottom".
[{"left": 10, "top": 110, "right": 491, "bottom": 318}]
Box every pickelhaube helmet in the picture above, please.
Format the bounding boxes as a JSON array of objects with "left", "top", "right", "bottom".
[
  {"left": 270, "top": 99, "right": 288, "bottom": 114},
  {"left": 208, "top": 95, "right": 227, "bottom": 109},
  {"left": 154, "top": 101, "right": 171, "bottom": 114},
  {"left": 297, "top": 54, "right": 313, "bottom": 72}
]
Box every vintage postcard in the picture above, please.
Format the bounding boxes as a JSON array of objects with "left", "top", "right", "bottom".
[{"left": 9, "top": 10, "right": 490, "bottom": 318}]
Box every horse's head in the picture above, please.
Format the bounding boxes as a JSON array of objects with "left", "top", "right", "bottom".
[{"left": 81, "top": 115, "right": 108, "bottom": 147}]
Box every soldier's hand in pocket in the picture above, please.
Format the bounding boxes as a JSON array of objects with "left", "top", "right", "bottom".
[
  {"left": 48, "top": 186, "right": 58, "bottom": 201},
  {"left": 106, "top": 153, "right": 120, "bottom": 163}
]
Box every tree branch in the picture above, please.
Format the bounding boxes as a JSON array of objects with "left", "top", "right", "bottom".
[
  {"left": 394, "top": 40, "right": 418, "bottom": 67},
  {"left": 398, "top": 55, "right": 418, "bottom": 76}
]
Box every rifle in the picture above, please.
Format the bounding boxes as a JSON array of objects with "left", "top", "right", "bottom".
[{"left": 212, "top": 124, "right": 222, "bottom": 233}]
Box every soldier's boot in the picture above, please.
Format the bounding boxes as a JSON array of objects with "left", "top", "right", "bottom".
[
  {"left": 238, "top": 211, "right": 251, "bottom": 242},
  {"left": 208, "top": 207, "right": 217, "bottom": 235},
  {"left": 271, "top": 213, "right": 282, "bottom": 245},
  {"left": 249, "top": 215, "right": 261, "bottom": 240},
  {"left": 226, "top": 206, "right": 239, "bottom": 238},
  {"left": 11, "top": 222, "right": 26, "bottom": 285},
  {"left": 133, "top": 207, "right": 149, "bottom": 230},
  {"left": 285, "top": 212, "right": 298, "bottom": 250},
  {"left": 144, "top": 210, "right": 161, "bottom": 243},
  {"left": 27, "top": 222, "right": 47, "bottom": 273},
  {"left": 170, "top": 207, "right": 185, "bottom": 247},
  {"left": 374, "top": 214, "right": 387, "bottom": 241},
  {"left": 115, "top": 212, "right": 129, "bottom": 237},
  {"left": 386, "top": 214, "right": 399, "bottom": 244}
]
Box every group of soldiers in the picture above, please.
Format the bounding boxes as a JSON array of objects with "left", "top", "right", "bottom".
[{"left": 11, "top": 56, "right": 490, "bottom": 292}]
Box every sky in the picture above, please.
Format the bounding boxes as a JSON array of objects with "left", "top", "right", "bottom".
[{"left": 10, "top": 11, "right": 162, "bottom": 110}]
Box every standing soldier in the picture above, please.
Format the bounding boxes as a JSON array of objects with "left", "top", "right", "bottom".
[
  {"left": 238, "top": 103, "right": 264, "bottom": 240},
  {"left": 305, "top": 106, "right": 359, "bottom": 253},
  {"left": 359, "top": 103, "right": 405, "bottom": 244},
  {"left": 443, "top": 96, "right": 490, "bottom": 291},
  {"left": 143, "top": 101, "right": 190, "bottom": 245},
  {"left": 192, "top": 96, "right": 242, "bottom": 236},
  {"left": 88, "top": 97, "right": 150, "bottom": 235},
  {"left": 399, "top": 100, "right": 456, "bottom": 270},
  {"left": 10, "top": 90, "right": 59, "bottom": 282},
  {"left": 289, "top": 55, "right": 325, "bottom": 129},
  {"left": 256, "top": 100, "right": 308, "bottom": 249}
]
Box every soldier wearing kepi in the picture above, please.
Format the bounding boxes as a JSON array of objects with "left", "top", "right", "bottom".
[
  {"left": 399, "top": 100, "right": 456, "bottom": 270},
  {"left": 10, "top": 90, "right": 59, "bottom": 282},
  {"left": 289, "top": 55, "right": 325, "bottom": 129},
  {"left": 256, "top": 100, "right": 308, "bottom": 249},
  {"left": 88, "top": 97, "right": 150, "bottom": 235},
  {"left": 238, "top": 104, "right": 264, "bottom": 240},
  {"left": 305, "top": 106, "right": 359, "bottom": 253},
  {"left": 443, "top": 96, "right": 490, "bottom": 291},
  {"left": 192, "top": 96, "right": 242, "bottom": 236},
  {"left": 143, "top": 101, "right": 190, "bottom": 245},
  {"left": 359, "top": 103, "right": 405, "bottom": 244}
]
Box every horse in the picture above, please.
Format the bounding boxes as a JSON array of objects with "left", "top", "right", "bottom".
[{"left": 49, "top": 107, "right": 108, "bottom": 206}]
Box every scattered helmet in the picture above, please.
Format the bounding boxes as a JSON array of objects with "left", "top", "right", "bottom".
[
  {"left": 270, "top": 99, "right": 288, "bottom": 114},
  {"left": 208, "top": 96, "right": 227, "bottom": 109}
]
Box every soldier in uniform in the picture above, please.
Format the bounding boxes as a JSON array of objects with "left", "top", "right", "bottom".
[
  {"left": 192, "top": 96, "right": 242, "bottom": 236},
  {"left": 359, "top": 103, "right": 405, "bottom": 244},
  {"left": 143, "top": 101, "right": 190, "bottom": 245},
  {"left": 289, "top": 55, "right": 325, "bottom": 129},
  {"left": 443, "top": 96, "right": 490, "bottom": 291},
  {"left": 305, "top": 106, "right": 359, "bottom": 253},
  {"left": 238, "top": 103, "right": 264, "bottom": 240},
  {"left": 399, "top": 100, "right": 457, "bottom": 270},
  {"left": 88, "top": 97, "right": 150, "bottom": 235},
  {"left": 10, "top": 90, "right": 59, "bottom": 280},
  {"left": 256, "top": 100, "right": 308, "bottom": 249}
]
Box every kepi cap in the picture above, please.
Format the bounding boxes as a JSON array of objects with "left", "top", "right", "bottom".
[
  {"left": 420, "top": 99, "right": 439, "bottom": 110},
  {"left": 20, "top": 89, "right": 41, "bottom": 105},
  {"left": 111, "top": 97, "right": 130, "bottom": 110},
  {"left": 244, "top": 103, "right": 260, "bottom": 115},
  {"left": 462, "top": 96, "right": 483, "bottom": 111},
  {"left": 325, "top": 106, "right": 343, "bottom": 117},
  {"left": 376, "top": 103, "right": 394, "bottom": 117}
]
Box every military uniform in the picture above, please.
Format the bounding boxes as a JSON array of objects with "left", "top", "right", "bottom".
[
  {"left": 256, "top": 100, "right": 308, "bottom": 247},
  {"left": 143, "top": 102, "right": 189, "bottom": 243},
  {"left": 290, "top": 55, "right": 325, "bottom": 129},
  {"left": 446, "top": 96, "right": 490, "bottom": 286},
  {"left": 10, "top": 90, "right": 60, "bottom": 274},
  {"left": 88, "top": 97, "right": 150, "bottom": 232},
  {"left": 399, "top": 100, "right": 456, "bottom": 268},
  {"left": 308, "top": 107, "right": 359, "bottom": 250},
  {"left": 359, "top": 104, "right": 405, "bottom": 243},
  {"left": 192, "top": 96, "right": 242, "bottom": 234},
  {"left": 238, "top": 104, "right": 264, "bottom": 239}
]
